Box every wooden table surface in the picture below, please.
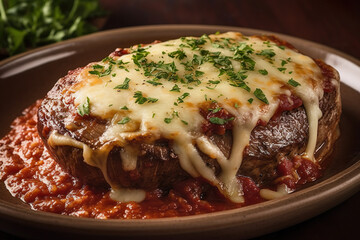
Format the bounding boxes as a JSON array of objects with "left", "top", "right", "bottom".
[{"left": 1, "top": 0, "right": 359, "bottom": 239}]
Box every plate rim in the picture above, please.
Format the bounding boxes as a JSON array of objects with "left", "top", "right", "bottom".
[{"left": 0, "top": 24, "right": 359, "bottom": 238}]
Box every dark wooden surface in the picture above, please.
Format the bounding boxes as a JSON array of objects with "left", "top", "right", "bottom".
[{"left": 1, "top": 0, "right": 359, "bottom": 239}]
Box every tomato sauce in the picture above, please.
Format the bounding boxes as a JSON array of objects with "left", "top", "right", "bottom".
[{"left": 0, "top": 101, "right": 322, "bottom": 219}]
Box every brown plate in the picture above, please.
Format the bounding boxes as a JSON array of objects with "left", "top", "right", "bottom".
[{"left": 0, "top": 25, "right": 359, "bottom": 240}]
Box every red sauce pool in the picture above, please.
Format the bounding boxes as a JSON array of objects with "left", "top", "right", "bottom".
[{"left": 0, "top": 101, "right": 321, "bottom": 219}]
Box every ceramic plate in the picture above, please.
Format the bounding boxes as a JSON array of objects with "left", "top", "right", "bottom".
[{"left": 0, "top": 25, "right": 359, "bottom": 240}]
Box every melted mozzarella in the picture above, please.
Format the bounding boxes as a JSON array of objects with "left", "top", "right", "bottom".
[{"left": 49, "top": 32, "right": 324, "bottom": 203}]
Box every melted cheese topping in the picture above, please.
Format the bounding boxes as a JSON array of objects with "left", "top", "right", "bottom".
[{"left": 49, "top": 32, "right": 324, "bottom": 203}]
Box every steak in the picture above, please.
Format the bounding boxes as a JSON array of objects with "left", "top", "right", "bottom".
[{"left": 37, "top": 36, "right": 341, "bottom": 192}]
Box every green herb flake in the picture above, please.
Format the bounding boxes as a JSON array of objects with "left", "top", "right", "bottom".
[
  {"left": 195, "top": 70, "right": 205, "bottom": 77},
  {"left": 281, "top": 60, "right": 288, "bottom": 66},
  {"left": 164, "top": 118, "right": 172, "bottom": 124},
  {"left": 209, "top": 117, "right": 234, "bottom": 125},
  {"left": 210, "top": 107, "right": 222, "bottom": 113},
  {"left": 168, "top": 49, "right": 187, "bottom": 60},
  {"left": 258, "top": 69, "right": 268, "bottom": 75},
  {"left": 248, "top": 98, "right": 253, "bottom": 104},
  {"left": 133, "top": 91, "right": 158, "bottom": 104},
  {"left": 78, "top": 97, "right": 90, "bottom": 116},
  {"left": 146, "top": 80, "right": 163, "bottom": 86},
  {"left": 209, "top": 80, "right": 220, "bottom": 84},
  {"left": 93, "top": 64, "right": 104, "bottom": 70},
  {"left": 114, "top": 77, "right": 131, "bottom": 89},
  {"left": 254, "top": 88, "right": 269, "bottom": 104},
  {"left": 170, "top": 84, "right": 181, "bottom": 92},
  {"left": 181, "top": 120, "right": 188, "bottom": 125},
  {"left": 288, "top": 78, "right": 301, "bottom": 87},
  {"left": 118, "top": 117, "right": 131, "bottom": 125},
  {"left": 278, "top": 45, "right": 286, "bottom": 50},
  {"left": 121, "top": 106, "right": 129, "bottom": 110},
  {"left": 277, "top": 67, "right": 286, "bottom": 73},
  {"left": 177, "top": 92, "right": 190, "bottom": 104},
  {"left": 257, "top": 49, "right": 276, "bottom": 59}
]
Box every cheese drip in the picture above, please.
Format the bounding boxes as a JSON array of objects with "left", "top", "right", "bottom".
[
  {"left": 48, "top": 131, "right": 146, "bottom": 202},
  {"left": 51, "top": 32, "right": 325, "bottom": 203}
]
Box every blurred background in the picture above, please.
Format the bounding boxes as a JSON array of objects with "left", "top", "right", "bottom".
[{"left": 1, "top": 0, "right": 359, "bottom": 239}]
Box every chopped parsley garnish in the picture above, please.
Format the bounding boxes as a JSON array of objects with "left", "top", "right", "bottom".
[
  {"left": 209, "top": 117, "right": 234, "bottom": 125},
  {"left": 176, "top": 92, "right": 190, "bottom": 104},
  {"left": 227, "top": 70, "right": 251, "bottom": 92},
  {"left": 168, "top": 49, "right": 187, "bottom": 60},
  {"left": 254, "top": 88, "right": 269, "bottom": 104},
  {"left": 117, "top": 60, "right": 130, "bottom": 71},
  {"left": 281, "top": 60, "right": 288, "bottom": 66},
  {"left": 146, "top": 80, "right": 163, "bottom": 86},
  {"left": 209, "top": 80, "right": 220, "bottom": 84},
  {"left": 92, "top": 64, "right": 104, "bottom": 70},
  {"left": 288, "top": 78, "right": 301, "bottom": 87},
  {"left": 121, "top": 106, "right": 129, "bottom": 110},
  {"left": 277, "top": 67, "right": 286, "bottom": 73},
  {"left": 181, "top": 120, "right": 188, "bottom": 125},
  {"left": 118, "top": 117, "right": 131, "bottom": 124},
  {"left": 195, "top": 70, "right": 205, "bottom": 77},
  {"left": 78, "top": 97, "right": 90, "bottom": 116},
  {"left": 143, "top": 61, "right": 178, "bottom": 81},
  {"left": 133, "top": 91, "right": 158, "bottom": 104},
  {"left": 248, "top": 98, "right": 253, "bottom": 104},
  {"left": 89, "top": 64, "right": 113, "bottom": 77},
  {"left": 132, "top": 46, "right": 150, "bottom": 67},
  {"left": 258, "top": 69, "right": 268, "bottom": 75},
  {"left": 212, "top": 43, "right": 224, "bottom": 48},
  {"left": 170, "top": 84, "right": 181, "bottom": 92},
  {"left": 257, "top": 49, "right": 276, "bottom": 59},
  {"left": 278, "top": 45, "right": 286, "bottom": 50},
  {"left": 114, "top": 77, "right": 131, "bottom": 89},
  {"left": 164, "top": 118, "right": 172, "bottom": 124},
  {"left": 181, "top": 35, "right": 208, "bottom": 50},
  {"left": 210, "top": 107, "right": 222, "bottom": 113}
]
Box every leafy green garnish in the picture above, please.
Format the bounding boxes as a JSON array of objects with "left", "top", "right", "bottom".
[
  {"left": 133, "top": 91, "right": 158, "bottom": 104},
  {"left": 277, "top": 67, "right": 286, "bottom": 73},
  {"left": 254, "top": 88, "right": 269, "bottom": 104},
  {"left": 89, "top": 64, "right": 113, "bottom": 77},
  {"left": 288, "top": 78, "right": 301, "bottom": 87},
  {"left": 114, "top": 77, "right": 131, "bottom": 89},
  {"left": 210, "top": 107, "right": 222, "bottom": 113},
  {"left": 209, "top": 117, "right": 234, "bottom": 125},
  {"left": 168, "top": 49, "right": 187, "bottom": 60},
  {"left": 258, "top": 69, "right": 268, "bottom": 75},
  {"left": 0, "top": 0, "right": 106, "bottom": 56},
  {"left": 170, "top": 84, "right": 181, "bottom": 92},
  {"left": 164, "top": 118, "right": 172, "bottom": 124},
  {"left": 118, "top": 117, "right": 131, "bottom": 124},
  {"left": 78, "top": 97, "right": 90, "bottom": 116},
  {"left": 176, "top": 92, "right": 190, "bottom": 104},
  {"left": 257, "top": 49, "right": 276, "bottom": 59}
]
